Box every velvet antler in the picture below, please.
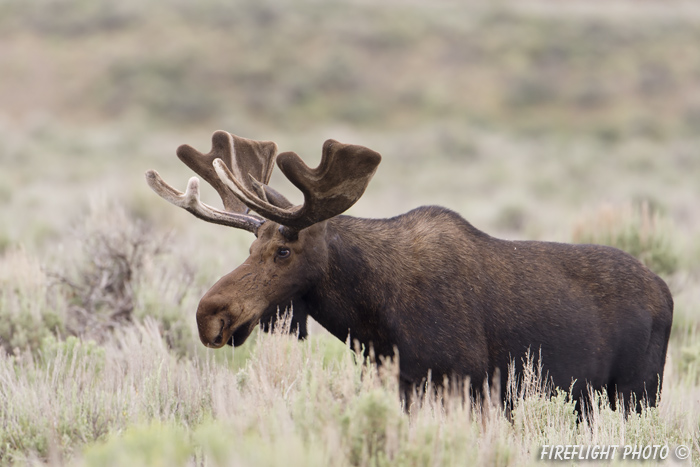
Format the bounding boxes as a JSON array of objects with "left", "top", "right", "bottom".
[
  {"left": 214, "top": 139, "right": 381, "bottom": 239},
  {"left": 176, "top": 130, "right": 277, "bottom": 213},
  {"left": 145, "top": 131, "right": 280, "bottom": 235},
  {"left": 145, "top": 171, "right": 264, "bottom": 233}
]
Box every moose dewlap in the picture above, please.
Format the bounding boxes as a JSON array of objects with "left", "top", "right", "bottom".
[{"left": 146, "top": 130, "right": 673, "bottom": 411}]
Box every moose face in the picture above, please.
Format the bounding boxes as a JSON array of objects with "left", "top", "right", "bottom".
[
  {"left": 146, "top": 131, "right": 380, "bottom": 347},
  {"left": 196, "top": 221, "right": 329, "bottom": 348}
]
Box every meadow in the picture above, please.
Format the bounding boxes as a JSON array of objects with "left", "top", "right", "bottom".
[{"left": 1, "top": 0, "right": 700, "bottom": 465}]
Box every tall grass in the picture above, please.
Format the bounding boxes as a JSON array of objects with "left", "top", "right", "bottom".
[
  {"left": 0, "top": 205, "right": 698, "bottom": 465},
  {"left": 0, "top": 248, "right": 65, "bottom": 354},
  {"left": 0, "top": 317, "right": 695, "bottom": 466}
]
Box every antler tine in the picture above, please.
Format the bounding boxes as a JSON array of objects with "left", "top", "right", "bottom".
[
  {"left": 215, "top": 139, "right": 381, "bottom": 238},
  {"left": 145, "top": 170, "right": 263, "bottom": 234},
  {"left": 176, "top": 130, "right": 278, "bottom": 214}
]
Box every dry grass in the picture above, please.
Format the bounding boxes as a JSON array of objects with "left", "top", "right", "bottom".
[
  {"left": 0, "top": 205, "right": 698, "bottom": 465},
  {"left": 0, "top": 310, "right": 696, "bottom": 466},
  {"left": 1, "top": 0, "right": 700, "bottom": 465}
]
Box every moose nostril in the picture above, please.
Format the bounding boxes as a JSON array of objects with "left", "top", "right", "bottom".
[{"left": 212, "top": 319, "right": 225, "bottom": 346}]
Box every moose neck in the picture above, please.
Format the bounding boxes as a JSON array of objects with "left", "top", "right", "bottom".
[
  {"left": 298, "top": 206, "right": 494, "bottom": 368},
  {"left": 302, "top": 215, "right": 414, "bottom": 357}
]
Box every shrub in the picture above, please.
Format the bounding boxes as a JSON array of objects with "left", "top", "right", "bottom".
[
  {"left": 51, "top": 200, "right": 187, "bottom": 345},
  {"left": 81, "top": 422, "right": 192, "bottom": 467},
  {"left": 0, "top": 247, "right": 65, "bottom": 354},
  {"left": 341, "top": 388, "right": 404, "bottom": 466}
]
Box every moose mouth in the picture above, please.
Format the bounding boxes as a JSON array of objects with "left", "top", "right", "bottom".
[{"left": 226, "top": 320, "right": 256, "bottom": 347}]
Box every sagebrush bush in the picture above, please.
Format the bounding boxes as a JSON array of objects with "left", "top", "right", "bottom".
[
  {"left": 0, "top": 319, "right": 218, "bottom": 464},
  {"left": 0, "top": 309, "right": 696, "bottom": 466},
  {"left": 48, "top": 200, "right": 199, "bottom": 354},
  {"left": 0, "top": 248, "right": 65, "bottom": 354},
  {"left": 53, "top": 200, "right": 166, "bottom": 337},
  {"left": 81, "top": 422, "right": 192, "bottom": 467}
]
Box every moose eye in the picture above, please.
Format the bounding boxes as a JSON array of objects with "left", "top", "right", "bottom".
[{"left": 277, "top": 247, "right": 291, "bottom": 259}]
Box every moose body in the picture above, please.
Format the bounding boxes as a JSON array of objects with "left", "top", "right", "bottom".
[{"left": 147, "top": 131, "right": 673, "bottom": 410}]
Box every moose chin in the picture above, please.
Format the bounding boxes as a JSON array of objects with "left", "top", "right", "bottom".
[{"left": 146, "top": 130, "right": 673, "bottom": 413}]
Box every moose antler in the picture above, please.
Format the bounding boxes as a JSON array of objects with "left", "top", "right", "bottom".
[
  {"left": 145, "top": 130, "right": 281, "bottom": 235},
  {"left": 145, "top": 171, "right": 264, "bottom": 233},
  {"left": 176, "top": 130, "right": 277, "bottom": 214},
  {"left": 214, "top": 139, "right": 381, "bottom": 238}
]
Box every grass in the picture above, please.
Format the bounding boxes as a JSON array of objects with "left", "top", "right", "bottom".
[
  {"left": 0, "top": 203, "right": 698, "bottom": 465},
  {"left": 2, "top": 0, "right": 700, "bottom": 464},
  {"left": 0, "top": 248, "right": 66, "bottom": 354},
  {"left": 0, "top": 312, "right": 696, "bottom": 466}
]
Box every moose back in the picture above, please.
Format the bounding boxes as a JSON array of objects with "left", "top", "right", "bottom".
[{"left": 146, "top": 131, "right": 673, "bottom": 410}]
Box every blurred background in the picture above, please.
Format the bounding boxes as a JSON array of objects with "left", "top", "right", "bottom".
[
  {"left": 1, "top": 0, "right": 699, "bottom": 280},
  {"left": 2, "top": 0, "right": 699, "bottom": 249}
]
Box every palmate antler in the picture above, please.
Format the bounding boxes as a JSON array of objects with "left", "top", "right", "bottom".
[
  {"left": 146, "top": 132, "right": 382, "bottom": 239},
  {"left": 215, "top": 139, "right": 382, "bottom": 239},
  {"left": 176, "top": 130, "right": 277, "bottom": 214},
  {"left": 145, "top": 130, "right": 279, "bottom": 235}
]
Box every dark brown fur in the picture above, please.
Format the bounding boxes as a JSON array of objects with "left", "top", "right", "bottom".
[{"left": 197, "top": 205, "right": 673, "bottom": 411}]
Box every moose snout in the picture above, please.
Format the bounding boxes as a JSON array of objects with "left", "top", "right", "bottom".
[
  {"left": 196, "top": 315, "right": 225, "bottom": 348},
  {"left": 195, "top": 296, "right": 232, "bottom": 348},
  {"left": 196, "top": 291, "right": 260, "bottom": 348}
]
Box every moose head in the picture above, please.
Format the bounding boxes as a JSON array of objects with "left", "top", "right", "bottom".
[{"left": 146, "top": 131, "right": 381, "bottom": 348}]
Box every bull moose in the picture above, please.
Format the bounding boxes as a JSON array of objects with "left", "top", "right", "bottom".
[{"left": 146, "top": 131, "right": 673, "bottom": 412}]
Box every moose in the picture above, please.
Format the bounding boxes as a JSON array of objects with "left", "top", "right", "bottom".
[{"left": 146, "top": 130, "right": 673, "bottom": 412}]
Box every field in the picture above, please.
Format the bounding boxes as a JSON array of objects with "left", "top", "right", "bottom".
[{"left": 1, "top": 0, "right": 700, "bottom": 465}]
